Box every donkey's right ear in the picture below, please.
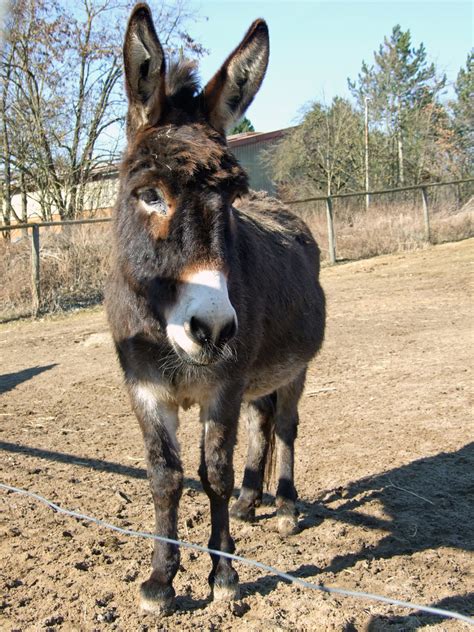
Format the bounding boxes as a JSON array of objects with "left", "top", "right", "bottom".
[{"left": 123, "top": 3, "right": 166, "bottom": 134}]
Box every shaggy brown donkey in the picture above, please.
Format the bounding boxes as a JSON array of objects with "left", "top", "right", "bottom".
[{"left": 106, "top": 3, "right": 325, "bottom": 615}]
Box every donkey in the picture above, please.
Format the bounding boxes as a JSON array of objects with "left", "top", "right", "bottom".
[{"left": 106, "top": 3, "right": 325, "bottom": 614}]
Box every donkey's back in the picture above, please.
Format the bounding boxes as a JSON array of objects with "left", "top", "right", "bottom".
[{"left": 230, "top": 192, "right": 325, "bottom": 400}]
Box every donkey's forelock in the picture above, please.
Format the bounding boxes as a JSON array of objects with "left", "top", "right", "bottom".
[
  {"left": 165, "top": 59, "right": 200, "bottom": 104},
  {"left": 123, "top": 123, "right": 249, "bottom": 192}
]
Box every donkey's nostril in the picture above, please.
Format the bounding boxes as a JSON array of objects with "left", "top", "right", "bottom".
[
  {"left": 188, "top": 316, "right": 212, "bottom": 346},
  {"left": 187, "top": 315, "right": 237, "bottom": 348},
  {"left": 216, "top": 317, "right": 237, "bottom": 347}
]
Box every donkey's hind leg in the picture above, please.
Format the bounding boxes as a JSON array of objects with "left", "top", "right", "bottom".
[
  {"left": 231, "top": 394, "right": 276, "bottom": 522},
  {"left": 274, "top": 369, "right": 307, "bottom": 536}
]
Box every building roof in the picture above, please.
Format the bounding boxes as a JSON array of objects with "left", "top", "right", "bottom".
[{"left": 227, "top": 127, "right": 294, "bottom": 148}]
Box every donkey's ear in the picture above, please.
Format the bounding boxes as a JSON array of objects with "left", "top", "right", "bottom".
[
  {"left": 203, "top": 19, "right": 269, "bottom": 133},
  {"left": 123, "top": 3, "right": 166, "bottom": 134}
]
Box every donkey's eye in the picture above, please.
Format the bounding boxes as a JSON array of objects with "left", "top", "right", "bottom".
[
  {"left": 138, "top": 188, "right": 167, "bottom": 215},
  {"left": 140, "top": 188, "right": 161, "bottom": 204}
]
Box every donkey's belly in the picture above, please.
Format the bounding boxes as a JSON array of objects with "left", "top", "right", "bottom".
[{"left": 243, "top": 358, "right": 306, "bottom": 401}]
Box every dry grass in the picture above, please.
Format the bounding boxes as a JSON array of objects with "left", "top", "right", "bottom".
[
  {"left": 0, "top": 224, "right": 111, "bottom": 321},
  {"left": 298, "top": 198, "right": 473, "bottom": 263},
  {"left": 0, "top": 198, "right": 472, "bottom": 321}
]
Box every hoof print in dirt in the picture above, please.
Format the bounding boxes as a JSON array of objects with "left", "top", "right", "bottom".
[
  {"left": 230, "top": 601, "right": 250, "bottom": 617},
  {"left": 96, "top": 608, "right": 118, "bottom": 623},
  {"left": 44, "top": 615, "right": 64, "bottom": 628}
]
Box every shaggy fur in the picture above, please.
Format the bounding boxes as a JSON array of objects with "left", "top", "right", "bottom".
[{"left": 106, "top": 3, "right": 325, "bottom": 614}]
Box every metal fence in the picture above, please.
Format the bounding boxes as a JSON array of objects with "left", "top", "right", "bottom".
[
  {"left": 286, "top": 178, "right": 474, "bottom": 264},
  {"left": 0, "top": 178, "right": 472, "bottom": 320}
]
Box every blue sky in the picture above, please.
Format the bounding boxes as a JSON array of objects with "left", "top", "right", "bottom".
[{"left": 188, "top": 1, "right": 473, "bottom": 132}]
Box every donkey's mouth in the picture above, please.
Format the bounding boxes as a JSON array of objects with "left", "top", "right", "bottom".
[{"left": 172, "top": 343, "right": 218, "bottom": 367}]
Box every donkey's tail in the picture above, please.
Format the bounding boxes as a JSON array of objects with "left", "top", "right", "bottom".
[{"left": 263, "top": 391, "right": 278, "bottom": 492}]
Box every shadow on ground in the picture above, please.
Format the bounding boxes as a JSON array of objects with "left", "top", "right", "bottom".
[
  {"left": 238, "top": 443, "right": 473, "bottom": 623},
  {"left": 0, "top": 441, "right": 202, "bottom": 491},
  {"left": 1, "top": 436, "right": 472, "bottom": 622},
  {"left": 299, "top": 443, "right": 473, "bottom": 567},
  {"left": 0, "top": 364, "right": 57, "bottom": 394}
]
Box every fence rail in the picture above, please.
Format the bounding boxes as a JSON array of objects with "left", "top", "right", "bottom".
[
  {"left": 286, "top": 177, "right": 474, "bottom": 203},
  {"left": 0, "top": 216, "right": 111, "bottom": 231},
  {"left": 1, "top": 178, "right": 473, "bottom": 317}
]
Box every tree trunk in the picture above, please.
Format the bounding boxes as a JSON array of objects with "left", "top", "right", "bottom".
[
  {"left": 1, "top": 101, "right": 15, "bottom": 234},
  {"left": 66, "top": 182, "right": 77, "bottom": 220},
  {"left": 3, "top": 162, "right": 15, "bottom": 229},
  {"left": 20, "top": 171, "right": 28, "bottom": 236},
  {"left": 1, "top": 184, "right": 11, "bottom": 241},
  {"left": 397, "top": 127, "right": 405, "bottom": 185},
  {"left": 20, "top": 171, "right": 28, "bottom": 220},
  {"left": 396, "top": 100, "right": 405, "bottom": 185}
]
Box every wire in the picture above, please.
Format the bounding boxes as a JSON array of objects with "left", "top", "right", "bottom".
[{"left": 1, "top": 482, "right": 472, "bottom": 625}]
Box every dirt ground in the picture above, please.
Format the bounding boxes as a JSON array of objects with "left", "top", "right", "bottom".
[{"left": 1, "top": 239, "right": 473, "bottom": 631}]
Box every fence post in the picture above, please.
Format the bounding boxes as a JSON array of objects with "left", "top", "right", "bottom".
[
  {"left": 421, "top": 187, "right": 431, "bottom": 243},
  {"left": 31, "top": 224, "right": 41, "bottom": 315},
  {"left": 325, "top": 196, "right": 336, "bottom": 264}
]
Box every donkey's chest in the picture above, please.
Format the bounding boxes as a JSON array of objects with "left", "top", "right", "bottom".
[{"left": 161, "top": 351, "right": 306, "bottom": 410}]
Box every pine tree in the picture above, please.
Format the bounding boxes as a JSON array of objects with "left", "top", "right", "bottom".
[
  {"left": 348, "top": 25, "right": 446, "bottom": 185},
  {"left": 229, "top": 117, "right": 255, "bottom": 135},
  {"left": 451, "top": 52, "right": 473, "bottom": 168}
]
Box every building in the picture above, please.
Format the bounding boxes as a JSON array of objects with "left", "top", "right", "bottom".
[{"left": 227, "top": 128, "right": 290, "bottom": 195}]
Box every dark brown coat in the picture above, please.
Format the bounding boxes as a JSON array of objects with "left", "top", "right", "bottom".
[{"left": 106, "top": 3, "right": 325, "bottom": 614}]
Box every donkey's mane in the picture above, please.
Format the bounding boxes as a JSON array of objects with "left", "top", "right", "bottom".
[{"left": 237, "top": 191, "right": 315, "bottom": 245}]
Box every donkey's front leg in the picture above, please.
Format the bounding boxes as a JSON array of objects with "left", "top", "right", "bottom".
[
  {"left": 130, "top": 383, "right": 182, "bottom": 615},
  {"left": 199, "top": 392, "right": 241, "bottom": 601}
]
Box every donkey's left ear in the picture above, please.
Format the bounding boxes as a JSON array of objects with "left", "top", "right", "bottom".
[{"left": 203, "top": 19, "right": 269, "bottom": 133}]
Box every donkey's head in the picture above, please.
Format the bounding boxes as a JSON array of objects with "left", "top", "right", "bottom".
[{"left": 117, "top": 4, "right": 269, "bottom": 366}]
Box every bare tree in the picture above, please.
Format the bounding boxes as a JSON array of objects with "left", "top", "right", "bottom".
[{"left": 1, "top": 0, "right": 205, "bottom": 223}]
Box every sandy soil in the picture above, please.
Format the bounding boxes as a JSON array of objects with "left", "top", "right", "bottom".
[{"left": 1, "top": 239, "right": 473, "bottom": 631}]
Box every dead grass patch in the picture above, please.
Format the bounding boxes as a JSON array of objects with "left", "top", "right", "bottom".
[
  {"left": 298, "top": 199, "right": 473, "bottom": 263},
  {"left": 0, "top": 224, "right": 111, "bottom": 321}
]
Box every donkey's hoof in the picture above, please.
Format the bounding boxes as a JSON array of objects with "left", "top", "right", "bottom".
[
  {"left": 212, "top": 582, "right": 240, "bottom": 601},
  {"left": 139, "top": 580, "right": 175, "bottom": 616},
  {"left": 230, "top": 500, "right": 255, "bottom": 522},
  {"left": 277, "top": 513, "right": 299, "bottom": 537}
]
